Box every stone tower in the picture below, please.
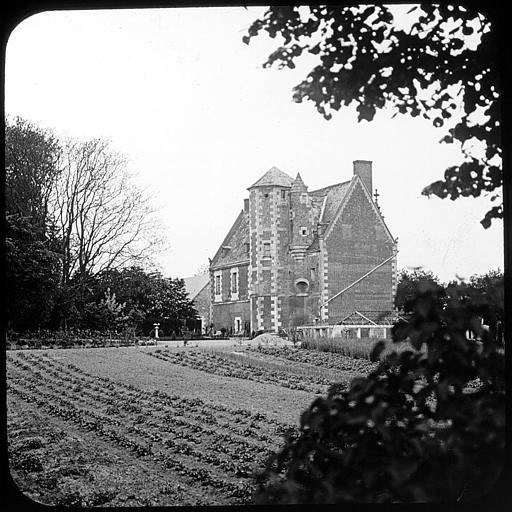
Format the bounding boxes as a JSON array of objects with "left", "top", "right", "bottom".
[
  {"left": 289, "top": 173, "right": 314, "bottom": 263},
  {"left": 247, "top": 167, "right": 293, "bottom": 332}
]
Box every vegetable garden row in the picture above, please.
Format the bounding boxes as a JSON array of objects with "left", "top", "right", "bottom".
[
  {"left": 246, "top": 345, "right": 378, "bottom": 374},
  {"left": 7, "top": 351, "right": 297, "bottom": 506},
  {"left": 147, "top": 348, "right": 351, "bottom": 394},
  {"left": 147, "top": 345, "right": 377, "bottom": 394}
]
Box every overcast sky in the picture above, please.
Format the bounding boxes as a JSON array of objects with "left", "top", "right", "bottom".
[{"left": 5, "top": 6, "right": 503, "bottom": 283}]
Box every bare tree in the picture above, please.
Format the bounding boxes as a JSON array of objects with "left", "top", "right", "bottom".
[{"left": 51, "top": 138, "right": 162, "bottom": 287}]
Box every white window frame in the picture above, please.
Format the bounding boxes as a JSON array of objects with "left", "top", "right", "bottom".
[
  {"left": 214, "top": 270, "right": 222, "bottom": 302},
  {"left": 230, "top": 267, "right": 239, "bottom": 301}
]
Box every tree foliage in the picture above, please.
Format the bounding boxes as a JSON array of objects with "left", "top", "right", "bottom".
[
  {"left": 4, "top": 118, "right": 176, "bottom": 334},
  {"left": 5, "top": 117, "right": 62, "bottom": 332},
  {"left": 394, "top": 268, "right": 441, "bottom": 312},
  {"left": 5, "top": 215, "right": 61, "bottom": 332},
  {"left": 255, "top": 279, "right": 505, "bottom": 503},
  {"left": 244, "top": 3, "right": 502, "bottom": 227},
  {"left": 447, "top": 269, "right": 504, "bottom": 320},
  {"left": 78, "top": 267, "right": 198, "bottom": 336},
  {"left": 82, "top": 288, "right": 129, "bottom": 332},
  {"left": 5, "top": 116, "right": 61, "bottom": 230}
]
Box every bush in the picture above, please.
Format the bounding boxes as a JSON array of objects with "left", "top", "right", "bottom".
[
  {"left": 5, "top": 327, "right": 138, "bottom": 349},
  {"left": 301, "top": 336, "right": 421, "bottom": 361},
  {"left": 301, "top": 336, "right": 375, "bottom": 358},
  {"left": 255, "top": 281, "right": 505, "bottom": 503}
]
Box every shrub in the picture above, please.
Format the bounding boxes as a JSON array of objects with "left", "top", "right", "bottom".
[
  {"left": 300, "top": 336, "right": 411, "bottom": 360},
  {"left": 5, "top": 327, "right": 139, "bottom": 349},
  {"left": 255, "top": 281, "right": 505, "bottom": 503}
]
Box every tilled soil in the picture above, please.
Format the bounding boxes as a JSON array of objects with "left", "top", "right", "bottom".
[{"left": 7, "top": 348, "right": 311, "bottom": 506}]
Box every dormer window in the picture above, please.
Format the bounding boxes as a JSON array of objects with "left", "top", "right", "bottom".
[
  {"left": 244, "top": 242, "right": 250, "bottom": 254},
  {"left": 301, "top": 227, "right": 308, "bottom": 236},
  {"left": 221, "top": 246, "right": 231, "bottom": 257}
]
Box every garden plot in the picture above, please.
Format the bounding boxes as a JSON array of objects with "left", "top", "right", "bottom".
[
  {"left": 147, "top": 349, "right": 341, "bottom": 393},
  {"left": 245, "top": 345, "right": 378, "bottom": 374},
  {"left": 7, "top": 350, "right": 302, "bottom": 506},
  {"left": 7, "top": 345, "right": 378, "bottom": 506}
]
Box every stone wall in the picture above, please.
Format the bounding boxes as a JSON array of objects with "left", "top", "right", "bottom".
[
  {"left": 210, "top": 264, "right": 249, "bottom": 330},
  {"left": 325, "top": 180, "right": 394, "bottom": 322},
  {"left": 211, "top": 301, "right": 250, "bottom": 333}
]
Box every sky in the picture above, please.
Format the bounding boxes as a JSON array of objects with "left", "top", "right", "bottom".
[{"left": 5, "top": 6, "right": 503, "bottom": 283}]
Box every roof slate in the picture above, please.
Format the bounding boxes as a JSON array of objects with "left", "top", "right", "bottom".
[
  {"left": 211, "top": 210, "right": 250, "bottom": 268},
  {"left": 248, "top": 166, "right": 294, "bottom": 189},
  {"left": 310, "top": 179, "right": 352, "bottom": 224},
  {"left": 183, "top": 272, "right": 210, "bottom": 299},
  {"left": 290, "top": 173, "right": 307, "bottom": 193}
]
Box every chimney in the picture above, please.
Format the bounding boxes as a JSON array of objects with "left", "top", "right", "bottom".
[
  {"left": 353, "top": 160, "right": 372, "bottom": 194},
  {"left": 244, "top": 198, "right": 249, "bottom": 213}
]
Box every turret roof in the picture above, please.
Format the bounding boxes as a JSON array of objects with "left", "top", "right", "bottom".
[
  {"left": 290, "top": 172, "right": 308, "bottom": 193},
  {"left": 248, "top": 166, "right": 294, "bottom": 189}
]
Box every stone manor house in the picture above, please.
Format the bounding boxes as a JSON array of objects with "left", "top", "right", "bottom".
[{"left": 208, "top": 161, "right": 398, "bottom": 336}]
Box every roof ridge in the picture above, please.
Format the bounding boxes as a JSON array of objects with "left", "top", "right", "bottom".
[{"left": 310, "top": 179, "right": 351, "bottom": 195}]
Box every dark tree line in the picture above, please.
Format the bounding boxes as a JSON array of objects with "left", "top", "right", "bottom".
[
  {"left": 5, "top": 117, "right": 196, "bottom": 336},
  {"left": 394, "top": 267, "right": 503, "bottom": 317}
]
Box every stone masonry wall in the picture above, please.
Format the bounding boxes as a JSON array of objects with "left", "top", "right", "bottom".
[
  {"left": 250, "top": 186, "right": 292, "bottom": 331},
  {"left": 211, "top": 301, "right": 250, "bottom": 333},
  {"left": 325, "top": 180, "right": 394, "bottom": 322}
]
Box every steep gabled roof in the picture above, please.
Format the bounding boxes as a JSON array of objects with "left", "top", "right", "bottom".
[
  {"left": 183, "top": 272, "right": 210, "bottom": 299},
  {"left": 310, "top": 180, "right": 351, "bottom": 225},
  {"left": 324, "top": 176, "right": 395, "bottom": 241},
  {"left": 210, "top": 210, "right": 250, "bottom": 268},
  {"left": 248, "top": 166, "right": 294, "bottom": 189}
]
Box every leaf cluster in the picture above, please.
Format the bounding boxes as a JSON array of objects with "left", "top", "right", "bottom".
[
  {"left": 255, "top": 281, "right": 505, "bottom": 503},
  {"left": 245, "top": 4, "right": 502, "bottom": 227},
  {"left": 75, "top": 267, "right": 198, "bottom": 335}
]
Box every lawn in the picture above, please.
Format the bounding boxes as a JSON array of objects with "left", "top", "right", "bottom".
[{"left": 7, "top": 344, "right": 371, "bottom": 506}]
